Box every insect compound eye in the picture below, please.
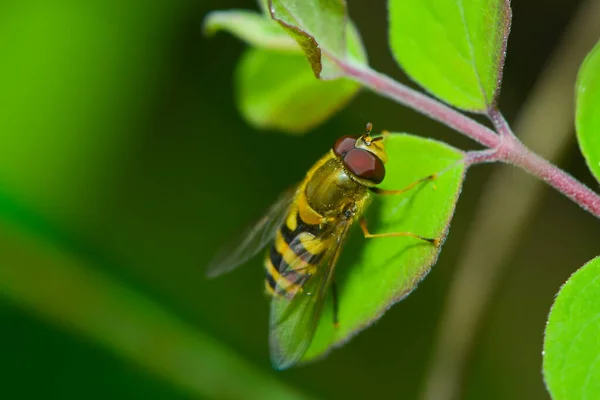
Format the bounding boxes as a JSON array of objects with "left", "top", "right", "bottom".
[
  {"left": 343, "top": 148, "right": 385, "bottom": 184},
  {"left": 333, "top": 135, "right": 358, "bottom": 157}
]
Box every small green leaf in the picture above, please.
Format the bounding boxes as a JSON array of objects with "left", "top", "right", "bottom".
[
  {"left": 204, "top": 4, "right": 365, "bottom": 132},
  {"left": 203, "top": 10, "right": 300, "bottom": 53},
  {"left": 269, "top": 0, "right": 367, "bottom": 79},
  {"left": 236, "top": 48, "right": 360, "bottom": 133},
  {"left": 388, "top": 0, "right": 511, "bottom": 111},
  {"left": 543, "top": 256, "right": 600, "bottom": 399},
  {"left": 302, "top": 134, "right": 465, "bottom": 362},
  {"left": 576, "top": 40, "right": 600, "bottom": 184}
]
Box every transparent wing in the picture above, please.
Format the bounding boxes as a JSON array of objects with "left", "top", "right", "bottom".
[
  {"left": 206, "top": 187, "right": 296, "bottom": 278},
  {"left": 268, "top": 219, "right": 352, "bottom": 370}
]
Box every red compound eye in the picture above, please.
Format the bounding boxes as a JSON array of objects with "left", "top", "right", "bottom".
[
  {"left": 333, "top": 135, "right": 358, "bottom": 157},
  {"left": 342, "top": 148, "right": 385, "bottom": 184}
]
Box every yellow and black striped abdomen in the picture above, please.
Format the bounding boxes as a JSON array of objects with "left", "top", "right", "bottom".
[{"left": 264, "top": 204, "right": 328, "bottom": 298}]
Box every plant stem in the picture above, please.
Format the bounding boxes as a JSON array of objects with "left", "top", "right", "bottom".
[
  {"left": 501, "top": 134, "right": 600, "bottom": 217},
  {"left": 338, "top": 62, "right": 500, "bottom": 149},
  {"left": 337, "top": 61, "right": 600, "bottom": 219},
  {"left": 487, "top": 107, "right": 514, "bottom": 138},
  {"left": 464, "top": 149, "right": 499, "bottom": 165}
]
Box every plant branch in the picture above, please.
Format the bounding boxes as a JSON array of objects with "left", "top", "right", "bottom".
[
  {"left": 488, "top": 107, "right": 514, "bottom": 138},
  {"left": 335, "top": 60, "right": 600, "bottom": 219},
  {"left": 501, "top": 134, "right": 600, "bottom": 217},
  {"left": 465, "top": 149, "right": 500, "bottom": 165},
  {"left": 337, "top": 61, "right": 501, "bottom": 149}
]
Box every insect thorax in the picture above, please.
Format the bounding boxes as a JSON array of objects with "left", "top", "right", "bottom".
[{"left": 305, "top": 157, "right": 369, "bottom": 218}]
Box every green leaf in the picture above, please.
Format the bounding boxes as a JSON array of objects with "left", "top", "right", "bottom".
[
  {"left": 302, "top": 134, "right": 465, "bottom": 362},
  {"left": 543, "top": 256, "right": 600, "bottom": 399},
  {"left": 203, "top": 10, "right": 300, "bottom": 53},
  {"left": 388, "top": 0, "right": 511, "bottom": 111},
  {"left": 269, "top": 0, "right": 367, "bottom": 79},
  {"left": 203, "top": 4, "right": 366, "bottom": 133},
  {"left": 236, "top": 48, "right": 360, "bottom": 133},
  {"left": 576, "top": 40, "right": 600, "bottom": 184}
]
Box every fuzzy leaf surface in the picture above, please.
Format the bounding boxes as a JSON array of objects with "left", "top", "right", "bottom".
[
  {"left": 576, "top": 40, "right": 600, "bottom": 183},
  {"left": 389, "top": 0, "right": 511, "bottom": 111},
  {"left": 544, "top": 256, "right": 600, "bottom": 399}
]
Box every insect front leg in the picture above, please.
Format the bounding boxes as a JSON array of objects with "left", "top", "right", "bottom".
[
  {"left": 359, "top": 217, "right": 440, "bottom": 246},
  {"left": 369, "top": 173, "right": 437, "bottom": 196}
]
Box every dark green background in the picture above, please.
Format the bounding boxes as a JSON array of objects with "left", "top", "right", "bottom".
[{"left": 1, "top": 0, "right": 599, "bottom": 399}]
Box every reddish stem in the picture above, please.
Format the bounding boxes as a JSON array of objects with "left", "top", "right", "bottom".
[
  {"left": 338, "top": 61, "right": 600, "bottom": 219},
  {"left": 465, "top": 149, "right": 499, "bottom": 165},
  {"left": 338, "top": 62, "right": 501, "bottom": 149},
  {"left": 487, "top": 107, "right": 514, "bottom": 138},
  {"left": 499, "top": 134, "right": 600, "bottom": 217}
]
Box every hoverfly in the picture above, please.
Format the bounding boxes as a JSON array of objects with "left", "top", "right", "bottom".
[{"left": 207, "top": 123, "right": 439, "bottom": 369}]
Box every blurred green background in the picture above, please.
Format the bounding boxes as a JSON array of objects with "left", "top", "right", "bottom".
[{"left": 1, "top": 0, "right": 600, "bottom": 399}]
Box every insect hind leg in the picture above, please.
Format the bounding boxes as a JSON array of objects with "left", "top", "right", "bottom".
[
  {"left": 369, "top": 173, "right": 437, "bottom": 196},
  {"left": 360, "top": 217, "right": 440, "bottom": 247}
]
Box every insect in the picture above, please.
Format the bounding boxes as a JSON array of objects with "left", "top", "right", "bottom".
[{"left": 207, "top": 123, "right": 439, "bottom": 369}]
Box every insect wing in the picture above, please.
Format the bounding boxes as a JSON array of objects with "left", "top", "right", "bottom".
[
  {"left": 206, "top": 187, "right": 296, "bottom": 278},
  {"left": 269, "top": 219, "right": 352, "bottom": 369}
]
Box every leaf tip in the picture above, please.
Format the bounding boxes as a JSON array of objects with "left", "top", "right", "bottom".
[{"left": 201, "top": 13, "right": 218, "bottom": 37}]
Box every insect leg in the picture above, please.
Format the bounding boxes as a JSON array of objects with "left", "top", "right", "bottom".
[
  {"left": 332, "top": 280, "right": 340, "bottom": 329},
  {"left": 360, "top": 218, "right": 440, "bottom": 246},
  {"left": 369, "top": 173, "right": 437, "bottom": 195}
]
